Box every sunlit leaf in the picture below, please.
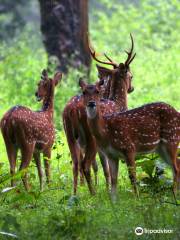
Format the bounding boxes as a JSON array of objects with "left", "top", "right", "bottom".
[
  {"left": 0, "top": 231, "right": 18, "bottom": 238},
  {"left": 1, "top": 186, "right": 16, "bottom": 193}
]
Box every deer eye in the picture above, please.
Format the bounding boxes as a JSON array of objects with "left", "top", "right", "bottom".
[{"left": 82, "top": 91, "right": 86, "bottom": 95}]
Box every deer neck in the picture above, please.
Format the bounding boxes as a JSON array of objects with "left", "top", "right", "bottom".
[
  {"left": 101, "top": 78, "right": 111, "bottom": 99},
  {"left": 109, "top": 79, "right": 128, "bottom": 111},
  {"left": 86, "top": 106, "right": 105, "bottom": 142},
  {"left": 42, "top": 84, "right": 55, "bottom": 120},
  {"left": 114, "top": 86, "right": 128, "bottom": 111}
]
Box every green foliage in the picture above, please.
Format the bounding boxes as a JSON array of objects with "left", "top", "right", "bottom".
[
  {"left": 0, "top": 0, "right": 180, "bottom": 239},
  {"left": 137, "top": 157, "right": 157, "bottom": 178},
  {"left": 90, "top": 0, "right": 180, "bottom": 109}
]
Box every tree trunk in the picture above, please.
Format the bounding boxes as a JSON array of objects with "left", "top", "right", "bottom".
[{"left": 38, "top": 0, "right": 91, "bottom": 73}]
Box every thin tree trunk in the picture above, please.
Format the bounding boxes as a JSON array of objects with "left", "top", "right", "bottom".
[{"left": 38, "top": 0, "right": 91, "bottom": 73}]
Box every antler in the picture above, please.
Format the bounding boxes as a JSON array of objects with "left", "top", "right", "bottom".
[
  {"left": 87, "top": 35, "right": 118, "bottom": 68},
  {"left": 124, "top": 33, "right": 136, "bottom": 67}
]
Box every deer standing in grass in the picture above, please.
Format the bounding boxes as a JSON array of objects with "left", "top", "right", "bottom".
[
  {"left": 1, "top": 70, "right": 62, "bottom": 190},
  {"left": 80, "top": 79, "right": 180, "bottom": 199},
  {"left": 63, "top": 34, "right": 135, "bottom": 194}
]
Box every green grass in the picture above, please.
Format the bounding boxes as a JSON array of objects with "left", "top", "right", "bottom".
[
  {"left": 0, "top": 0, "right": 180, "bottom": 239},
  {"left": 0, "top": 159, "right": 180, "bottom": 240}
]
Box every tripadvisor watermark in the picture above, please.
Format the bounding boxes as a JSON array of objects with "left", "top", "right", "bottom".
[{"left": 135, "top": 227, "right": 173, "bottom": 236}]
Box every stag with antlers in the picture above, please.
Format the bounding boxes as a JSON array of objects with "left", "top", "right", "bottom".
[
  {"left": 63, "top": 34, "right": 136, "bottom": 194},
  {"left": 79, "top": 79, "right": 180, "bottom": 199},
  {"left": 1, "top": 70, "right": 62, "bottom": 190},
  {"left": 89, "top": 34, "right": 135, "bottom": 109}
]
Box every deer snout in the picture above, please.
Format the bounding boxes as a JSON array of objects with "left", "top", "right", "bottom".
[
  {"left": 128, "top": 86, "right": 134, "bottom": 93},
  {"left": 87, "top": 101, "right": 96, "bottom": 108}
]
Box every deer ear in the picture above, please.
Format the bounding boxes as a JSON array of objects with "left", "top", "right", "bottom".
[
  {"left": 41, "top": 69, "right": 48, "bottom": 81},
  {"left": 53, "top": 72, "right": 62, "bottom": 86},
  {"left": 42, "top": 69, "right": 48, "bottom": 76},
  {"left": 79, "top": 78, "right": 87, "bottom": 90},
  {"left": 96, "top": 64, "right": 112, "bottom": 81}
]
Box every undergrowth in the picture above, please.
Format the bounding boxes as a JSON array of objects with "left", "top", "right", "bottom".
[{"left": 0, "top": 0, "right": 180, "bottom": 239}]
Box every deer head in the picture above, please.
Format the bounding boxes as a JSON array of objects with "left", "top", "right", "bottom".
[
  {"left": 88, "top": 34, "right": 136, "bottom": 99},
  {"left": 79, "top": 78, "right": 104, "bottom": 119},
  {"left": 35, "top": 69, "right": 62, "bottom": 102}
]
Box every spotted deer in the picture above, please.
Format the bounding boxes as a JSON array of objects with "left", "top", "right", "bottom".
[
  {"left": 1, "top": 70, "right": 62, "bottom": 190},
  {"left": 89, "top": 34, "right": 135, "bottom": 111},
  {"left": 80, "top": 79, "right": 180, "bottom": 199},
  {"left": 63, "top": 34, "right": 135, "bottom": 194}
]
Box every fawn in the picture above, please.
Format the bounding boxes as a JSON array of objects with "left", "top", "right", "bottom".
[
  {"left": 63, "top": 34, "right": 135, "bottom": 194},
  {"left": 79, "top": 79, "right": 180, "bottom": 199},
  {"left": 1, "top": 70, "right": 62, "bottom": 190}
]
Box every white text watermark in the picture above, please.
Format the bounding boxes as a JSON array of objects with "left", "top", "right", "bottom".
[{"left": 135, "top": 227, "right": 173, "bottom": 236}]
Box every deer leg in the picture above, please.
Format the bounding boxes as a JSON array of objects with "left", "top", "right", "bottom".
[
  {"left": 173, "top": 160, "right": 180, "bottom": 193},
  {"left": 82, "top": 146, "right": 97, "bottom": 195},
  {"left": 171, "top": 157, "right": 179, "bottom": 193},
  {"left": 177, "top": 159, "right": 180, "bottom": 191},
  {"left": 63, "top": 116, "right": 82, "bottom": 194},
  {"left": 43, "top": 149, "right": 51, "bottom": 184},
  {"left": 158, "top": 143, "right": 180, "bottom": 192},
  {"left": 33, "top": 151, "right": 43, "bottom": 191},
  {"left": 73, "top": 160, "right": 79, "bottom": 195},
  {"left": 79, "top": 167, "right": 85, "bottom": 185},
  {"left": 125, "top": 152, "right": 139, "bottom": 197},
  {"left": 92, "top": 159, "right": 98, "bottom": 185},
  {"left": 19, "top": 143, "right": 35, "bottom": 191},
  {"left": 71, "top": 145, "right": 81, "bottom": 195},
  {"left": 108, "top": 157, "right": 119, "bottom": 201},
  {"left": 5, "top": 143, "right": 17, "bottom": 187},
  {"left": 79, "top": 150, "right": 85, "bottom": 185},
  {"left": 82, "top": 146, "right": 98, "bottom": 187},
  {"left": 98, "top": 151, "right": 110, "bottom": 189},
  {"left": 1, "top": 129, "right": 18, "bottom": 187},
  {"left": 66, "top": 137, "right": 81, "bottom": 194},
  {"left": 163, "top": 144, "right": 179, "bottom": 192}
]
